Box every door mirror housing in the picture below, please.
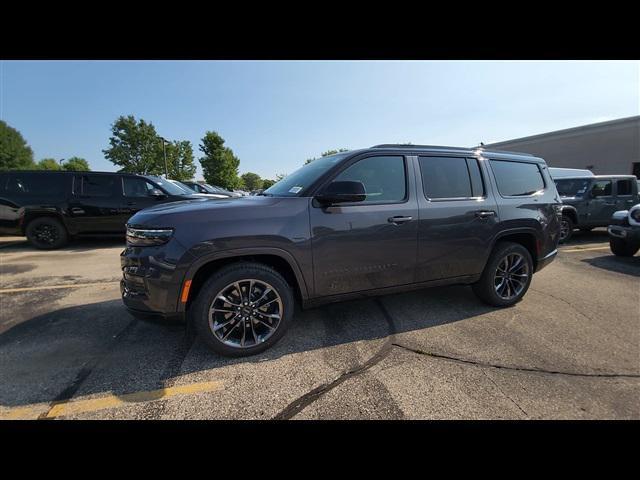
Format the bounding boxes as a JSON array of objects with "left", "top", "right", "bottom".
[
  {"left": 149, "top": 188, "right": 166, "bottom": 198},
  {"left": 315, "top": 181, "right": 366, "bottom": 205}
]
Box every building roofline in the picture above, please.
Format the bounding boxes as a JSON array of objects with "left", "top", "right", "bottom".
[{"left": 486, "top": 115, "right": 640, "bottom": 147}]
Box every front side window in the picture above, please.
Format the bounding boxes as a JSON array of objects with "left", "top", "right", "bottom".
[
  {"left": 332, "top": 156, "right": 406, "bottom": 204},
  {"left": 419, "top": 156, "right": 484, "bottom": 199},
  {"left": 123, "top": 177, "right": 156, "bottom": 197},
  {"left": 80, "top": 175, "right": 117, "bottom": 197},
  {"left": 591, "top": 180, "right": 612, "bottom": 197},
  {"left": 490, "top": 160, "right": 545, "bottom": 197},
  {"left": 616, "top": 179, "right": 633, "bottom": 196}
]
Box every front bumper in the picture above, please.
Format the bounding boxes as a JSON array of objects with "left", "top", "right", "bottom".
[{"left": 607, "top": 225, "right": 640, "bottom": 242}]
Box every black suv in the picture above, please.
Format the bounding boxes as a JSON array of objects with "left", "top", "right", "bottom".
[
  {"left": 553, "top": 174, "right": 639, "bottom": 242},
  {"left": 0, "top": 171, "right": 204, "bottom": 249},
  {"left": 121, "top": 145, "right": 561, "bottom": 357}
]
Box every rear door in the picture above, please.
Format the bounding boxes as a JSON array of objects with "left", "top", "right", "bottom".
[
  {"left": 415, "top": 155, "right": 498, "bottom": 281},
  {"left": 68, "top": 173, "right": 124, "bottom": 233}
]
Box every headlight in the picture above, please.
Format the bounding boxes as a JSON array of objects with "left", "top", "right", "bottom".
[
  {"left": 126, "top": 226, "right": 174, "bottom": 246},
  {"left": 630, "top": 207, "right": 640, "bottom": 224}
]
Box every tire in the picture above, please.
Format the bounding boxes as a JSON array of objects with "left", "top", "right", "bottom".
[
  {"left": 559, "top": 215, "right": 574, "bottom": 243},
  {"left": 609, "top": 237, "right": 640, "bottom": 257},
  {"left": 472, "top": 241, "right": 533, "bottom": 307},
  {"left": 191, "top": 262, "right": 295, "bottom": 357},
  {"left": 25, "top": 217, "right": 69, "bottom": 250}
]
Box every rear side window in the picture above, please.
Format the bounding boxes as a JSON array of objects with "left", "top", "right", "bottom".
[
  {"left": 79, "top": 174, "right": 118, "bottom": 198},
  {"left": 490, "top": 160, "right": 545, "bottom": 196},
  {"left": 418, "top": 156, "right": 484, "bottom": 199},
  {"left": 616, "top": 179, "right": 633, "bottom": 196},
  {"left": 333, "top": 155, "right": 406, "bottom": 203},
  {"left": 4, "top": 173, "right": 66, "bottom": 196}
]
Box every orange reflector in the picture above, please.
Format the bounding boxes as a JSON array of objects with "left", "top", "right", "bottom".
[{"left": 181, "top": 279, "right": 192, "bottom": 303}]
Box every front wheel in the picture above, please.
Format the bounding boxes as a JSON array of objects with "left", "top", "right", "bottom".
[
  {"left": 472, "top": 242, "right": 533, "bottom": 307},
  {"left": 191, "top": 262, "right": 295, "bottom": 357},
  {"left": 609, "top": 237, "right": 640, "bottom": 257},
  {"left": 559, "top": 215, "right": 574, "bottom": 243}
]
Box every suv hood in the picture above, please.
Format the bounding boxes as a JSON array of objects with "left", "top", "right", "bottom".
[{"left": 128, "top": 195, "right": 284, "bottom": 226}]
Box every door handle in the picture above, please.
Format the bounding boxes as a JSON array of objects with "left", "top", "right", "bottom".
[
  {"left": 388, "top": 216, "right": 413, "bottom": 225},
  {"left": 475, "top": 210, "right": 496, "bottom": 219}
]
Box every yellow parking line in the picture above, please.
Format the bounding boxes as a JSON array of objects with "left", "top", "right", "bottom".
[
  {"left": 0, "top": 281, "right": 121, "bottom": 294},
  {"left": 561, "top": 246, "right": 610, "bottom": 253},
  {"left": 0, "top": 380, "right": 224, "bottom": 420}
]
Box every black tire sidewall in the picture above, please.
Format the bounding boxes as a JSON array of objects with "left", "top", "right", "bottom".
[
  {"left": 609, "top": 237, "right": 640, "bottom": 257},
  {"left": 191, "top": 263, "right": 295, "bottom": 357},
  {"left": 25, "top": 217, "right": 68, "bottom": 250},
  {"left": 473, "top": 242, "right": 533, "bottom": 307}
]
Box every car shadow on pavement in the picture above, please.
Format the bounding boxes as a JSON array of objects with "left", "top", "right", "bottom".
[
  {"left": 0, "top": 285, "right": 494, "bottom": 409},
  {"left": 582, "top": 254, "right": 640, "bottom": 277},
  {"left": 563, "top": 228, "right": 609, "bottom": 245},
  {"left": 0, "top": 236, "right": 125, "bottom": 253}
]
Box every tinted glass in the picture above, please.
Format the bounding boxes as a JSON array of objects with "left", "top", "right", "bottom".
[
  {"left": 81, "top": 175, "right": 117, "bottom": 197},
  {"left": 123, "top": 177, "right": 155, "bottom": 197},
  {"left": 334, "top": 156, "right": 406, "bottom": 203},
  {"left": 490, "top": 160, "right": 545, "bottom": 196},
  {"left": 419, "top": 156, "right": 479, "bottom": 199},
  {"left": 264, "top": 153, "right": 350, "bottom": 196},
  {"left": 554, "top": 178, "right": 591, "bottom": 197},
  {"left": 616, "top": 179, "right": 633, "bottom": 196},
  {"left": 5, "top": 173, "right": 66, "bottom": 196},
  {"left": 591, "top": 180, "right": 612, "bottom": 197}
]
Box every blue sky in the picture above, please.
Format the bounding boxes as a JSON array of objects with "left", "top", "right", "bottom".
[{"left": 1, "top": 60, "right": 638, "bottom": 180}]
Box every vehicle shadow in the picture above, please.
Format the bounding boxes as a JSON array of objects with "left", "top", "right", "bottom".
[
  {"left": 0, "top": 236, "right": 124, "bottom": 253},
  {"left": 582, "top": 254, "right": 640, "bottom": 277},
  {"left": 0, "top": 285, "right": 493, "bottom": 409},
  {"left": 563, "top": 228, "right": 609, "bottom": 245}
]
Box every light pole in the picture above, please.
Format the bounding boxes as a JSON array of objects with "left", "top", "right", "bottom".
[
  {"left": 58, "top": 158, "right": 66, "bottom": 168},
  {"left": 159, "top": 136, "right": 169, "bottom": 178}
]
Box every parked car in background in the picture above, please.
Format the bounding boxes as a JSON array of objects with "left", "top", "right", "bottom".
[
  {"left": 0, "top": 171, "right": 206, "bottom": 249},
  {"left": 121, "top": 144, "right": 561, "bottom": 357},
  {"left": 164, "top": 178, "right": 228, "bottom": 199},
  {"left": 607, "top": 203, "right": 640, "bottom": 256},
  {"left": 182, "top": 181, "right": 240, "bottom": 198},
  {"left": 550, "top": 172, "right": 639, "bottom": 242}
]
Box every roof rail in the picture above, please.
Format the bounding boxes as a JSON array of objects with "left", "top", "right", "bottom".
[{"left": 371, "top": 144, "right": 468, "bottom": 150}]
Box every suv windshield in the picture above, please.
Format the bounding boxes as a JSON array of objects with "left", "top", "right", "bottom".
[
  {"left": 263, "top": 153, "right": 349, "bottom": 196},
  {"left": 554, "top": 178, "right": 591, "bottom": 197},
  {"left": 146, "top": 176, "right": 191, "bottom": 196}
]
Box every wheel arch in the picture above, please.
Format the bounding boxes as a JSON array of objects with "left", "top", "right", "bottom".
[
  {"left": 491, "top": 228, "right": 540, "bottom": 270},
  {"left": 560, "top": 205, "right": 578, "bottom": 225}
]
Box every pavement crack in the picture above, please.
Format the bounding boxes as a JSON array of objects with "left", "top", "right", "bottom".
[
  {"left": 391, "top": 343, "right": 640, "bottom": 379},
  {"left": 481, "top": 369, "right": 528, "bottom": 418},
  {"left": 272, "top": 297, "right": 397, "bottom": 420},
  {"left": 38, "top": 319, "right": 138, "bottom": 419}
]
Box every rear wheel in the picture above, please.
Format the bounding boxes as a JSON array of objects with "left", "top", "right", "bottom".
[
  {"left": 559, "top": 215, "right": 574, "bottom": 243},
  {"left": 191, "top": 262, "right": 295, "bottom": 357},
  {"left": 472, "top": 242, "right": 533, "bottom": 307},
  {"left": 609, "top": 237, "right": 640, "bottom": 257},
  {"left": 25, "top": 217, "right": 68, "bottom": 250}
]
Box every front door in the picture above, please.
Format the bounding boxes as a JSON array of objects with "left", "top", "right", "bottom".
[
  {"left": 309, "top": 155, "right": 418, "bottom": 297},
  {"left": 586, "top": 179, "right": 616, "bottom": 226}
]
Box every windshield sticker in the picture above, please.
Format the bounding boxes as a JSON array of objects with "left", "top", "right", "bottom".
[{"left": 289, "top": 186, "right": 303, "bottom": 194}]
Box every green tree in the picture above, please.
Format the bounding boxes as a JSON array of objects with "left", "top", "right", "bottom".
[
  {"left": 103, "top": 115, "right": 162, "bottom": 174},
  {"left": 166, "top": 140, "right": 196, "bottom": 181},
  {"left": 36, "top": 158, "right": 62, "bottom": 170},
  {"left": 0, "top": 120, "right": 35, "bottom": 170},
  {"left": 261, "top": 179, "right": 276, "bottom": 189},
  {"left": 240, "top": 172, "right": 263, "bottom": 191},
  {"left": 62, "top": 157, "right": 91, "bottom": 171},
  {"left": 305, "top": 148, "right": 348, "bottom": 165},
  {"left": 198, "top": 131, "right": 240, "bottom": 190}
]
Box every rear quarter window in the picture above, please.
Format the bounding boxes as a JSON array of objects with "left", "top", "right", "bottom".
[
  {"left": 4, "top": 173, "right": 67, "bottom": 196},
  {"left": 489, "top": 160, "right": 545, "bottom": 197}
]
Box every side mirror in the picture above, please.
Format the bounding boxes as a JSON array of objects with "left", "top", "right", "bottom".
[
  {"left": 149, "top": 188, "right": 166, "bottom": 198},
  {"left": 315, "top": 181, "right": 366, "bottom": 205}
]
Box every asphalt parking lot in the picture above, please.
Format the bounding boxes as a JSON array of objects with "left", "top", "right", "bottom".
[{"left": 0, "top": 229, "right": 638, "bottom": 420}]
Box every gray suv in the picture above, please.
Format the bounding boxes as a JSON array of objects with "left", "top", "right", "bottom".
[
  {"left": 553, "top": 174, "right": 639, "bottom": 242},
  {"left": 121, "top": 145, "right": 561, "bottom": 357}
]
